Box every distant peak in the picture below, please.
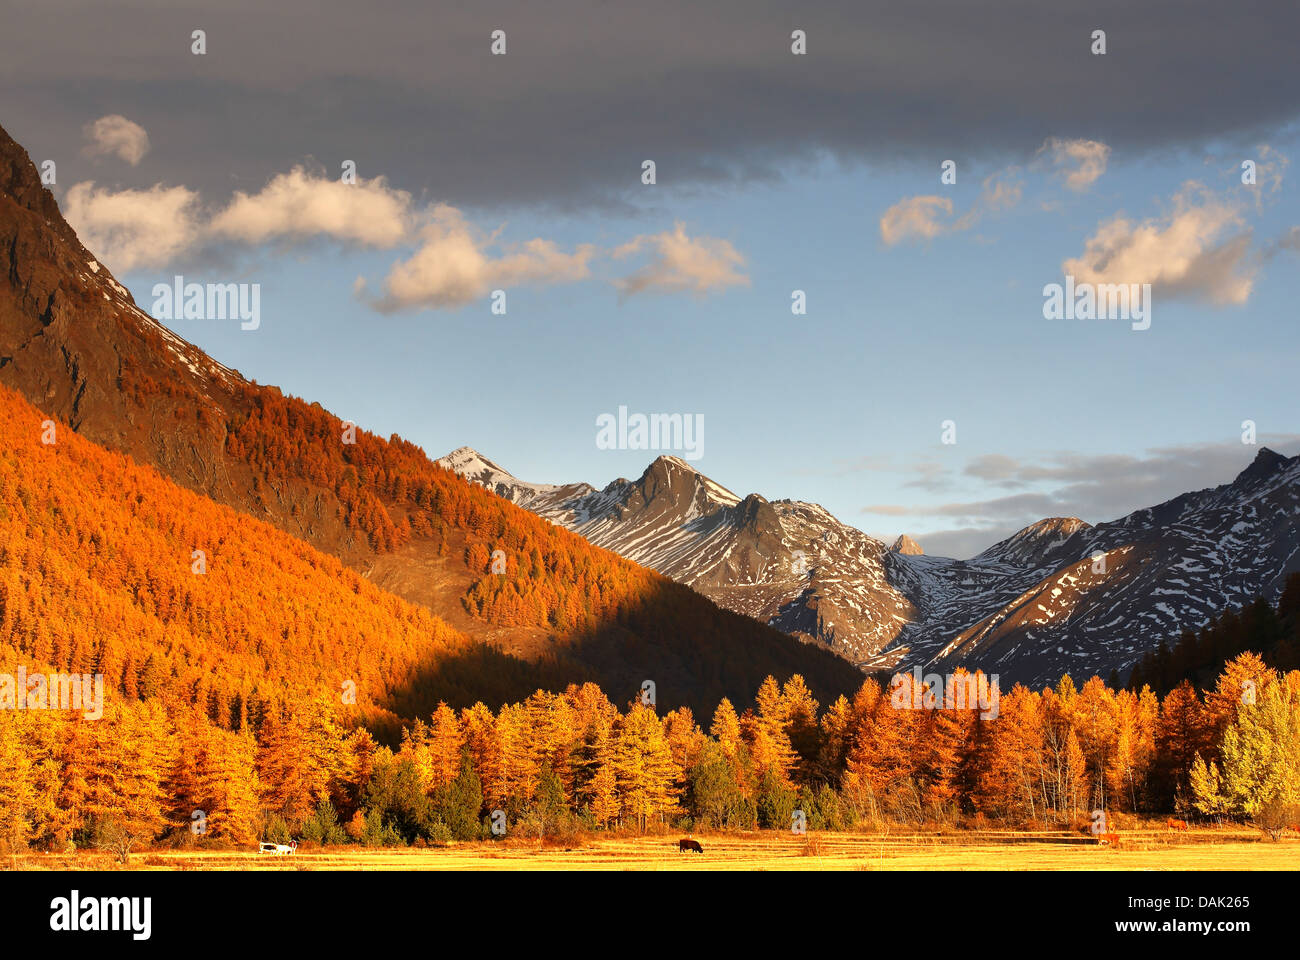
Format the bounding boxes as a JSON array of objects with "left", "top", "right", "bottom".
[
  {"left": 651, "top": 454, "right": 697, "bottom": 472},
  {"left": 1234, "top": 446, "right": 1290, "bottom": 486},
  {"left": 635, "top": 455, "right": 742, "bottom": 506},
  {"left": 891, "top": 534, "right": 923, "bottom": 555},
  {"left": 974, "top": 516, "right": 1091, "bottom": 563},
  {"left": 439, "top": 445, "right": 485, "bottom": 463},
  {"left": 1025, "top": 517, "right": 1089, "bottom": 535},
  {"left": 1006, "top": 517, "right": 1091, "bottom": 544},
  {"left": 442, "top": 445, "right": 481, "bottom": 460},
  {"left": 639, "top": 455, "right": 699, "bottom": 484},
  {"left": 436, "top": 446, "right": 513, "bottom": 478}
]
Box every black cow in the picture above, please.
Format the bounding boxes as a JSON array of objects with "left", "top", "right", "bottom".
[{"left": 678, "top": 838, "right": 704, "bottom": 854}]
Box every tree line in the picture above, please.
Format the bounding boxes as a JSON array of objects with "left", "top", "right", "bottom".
[{"left": 3, "top": 653, "right": 1296, "bottom": 854}]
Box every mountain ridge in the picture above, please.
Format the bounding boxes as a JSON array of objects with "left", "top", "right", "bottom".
[{"left": 439, "top": 443, "right": 1300, "bottom": 686}]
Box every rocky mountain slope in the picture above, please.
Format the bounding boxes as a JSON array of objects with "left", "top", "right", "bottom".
[
  {"left": 439, "top": 451, "right": 917, "bottom": 662},
  {"left": 877, "top": 448, "right": 1300, "bottom": 686},
  {"left": 444, "top": 447, "right": 1300, "bottom": 687}
]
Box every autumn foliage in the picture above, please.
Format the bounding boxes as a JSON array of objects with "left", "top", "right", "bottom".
[
  {"left": 0, "top": 383, "right": 857, "bottom": 723},
  {"left": 5, "top": 656, "right": 1298, "bottom": 851},
  {"left": 0, "top": 382, "right": 517, "bottom": 737},
  {"left": 2, "top": 383, "right": 1298, "bottom": 851},
  {"left": 223, "top": 381, "right": 706, "bottom": 632}
]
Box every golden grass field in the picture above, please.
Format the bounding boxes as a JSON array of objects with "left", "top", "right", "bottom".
[{"left": 9, "top": 827, "right": 1299, "bottom": 871}]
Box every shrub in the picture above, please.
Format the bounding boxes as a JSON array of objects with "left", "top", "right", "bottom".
[
  {"left": 262, "top": 814, "right": 292, "bottom": 846},
  {"left": 756, "top": 770, "right": 798, "bottom": 830},
  {"left": 1254, "top": 798, "right": 1300, "bottom": 841},
  {"left": 426, "top": 820, "right": 453, "bottom": 846}
]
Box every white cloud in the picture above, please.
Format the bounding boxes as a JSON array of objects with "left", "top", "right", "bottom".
[
  {"left": 58, "top": 166, "right": 742, "bottom": 311},
  {"left": 1063, "top": 183, "right": 1258, "bottom": 305},
  {"left": 62, "top": 181, "right": 201, "bottom": 271},
  {"left": 81, "top": 115, "right": 151, "bottom": 166},
  {"left": 879, "top": 195, "right": 955, "bottom": 246},
  {"left": 209, "top": 167, "right": 414, "bottom": 248},
  {"left": 980, "top": 171, "right": 1022, "bottom": 212},
  {"left": 1038, "top": 137, "right": 1110, "bottom": 191},
  {"left": 374, "top": 205, "right": 595, "bottom": 311},
  {"left": 880, "top": 169, "right": 1021, "bottom": 247},
  {"left": 612, "top": 222, "right": 748, "bottom": 297}
]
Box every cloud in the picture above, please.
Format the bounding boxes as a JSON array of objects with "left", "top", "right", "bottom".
[
  {"left": 374, "top": 205, "right": 595, "bottom": 311},
  {"left": 1038, "top": 137, "right": 1110, "bottom": 191},
  {"left": 880, "top": 169, "right": 1021, "bottom": 246},
  {"left": 11, "top": 3, "right": 1299, "bottom": 211},
  {"left": 818, "top": 454, "right": 893, "bottom": 476},
  {"left": 880, "top": 196, "right": 956, "bottom": 246},
  {"left": 612, "top": 223, "right": 748, "bottom": 297},
  {"left": 913, "top": 527, "right": 1019, "bottom": 561},
  {"left": 209, "top": 167, "right": 414, "bottom": 247},
  {"left": 81, "top": 114, "right": 150, "bottom": 166},
  {"left": 979, "top": 168, "right": 1023, "bottom": 211},
  {"left": 1062, "top": 183, "right": 1258, "bottom": 305},
  {"left": 963, "top": 453, "right": 1024, "bottom": 485},
  {"left": 62, "top": 169, "right": 419, "bottom": 273},
  {"left": 57, "top": 167, "right": 736, "bottom": 311},
  {"left": 58, "top": 171, "right": 596, "bottom": 309},
  {"left": 62, "top": 181, "right": 201, "bottom": 271},
  {"left": 860, "top": 504, "right": 912, "bottom": 517},
  {"left": 901, "top": 458, "right": 955, "bottom": 493},
  {"left": 865, "top": 490, "right": 1064, "bottom": 522},
  {"left": 1251, "top": 144, "right": 1289, "bottom": 197}
]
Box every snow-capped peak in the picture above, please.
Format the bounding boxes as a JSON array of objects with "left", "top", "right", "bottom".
[
  {"left": 654, "top": 454, "right": 696, "bottom": 472},
  {"left": 436, "top": 447, "right": 596, "bottom": 510},
  {"left": 437, "top": 446, "right": 517, "bottom": 482}
]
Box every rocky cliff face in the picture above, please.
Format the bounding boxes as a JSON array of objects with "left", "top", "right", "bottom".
[
  {"left": 3, "top": 127, "right": 390, "bottom": 583},
  {"left": 443, "top": 450, "right": 918, "bottom": 662}
]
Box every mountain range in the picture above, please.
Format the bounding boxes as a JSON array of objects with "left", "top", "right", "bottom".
[{"left": 437, "top": 444, "right": 1300, "bottom": 687}]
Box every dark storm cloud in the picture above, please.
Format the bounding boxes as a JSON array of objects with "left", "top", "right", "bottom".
[{"left": 2, "top": 0, "right": 1298, "bottom": 213}]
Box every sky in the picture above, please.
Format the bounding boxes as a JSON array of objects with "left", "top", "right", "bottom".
[{"left": 2, "top": 1, "right": 1298, "bottom": 558}]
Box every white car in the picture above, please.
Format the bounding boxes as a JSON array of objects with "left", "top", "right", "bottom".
[{"left": 257, "top": 841, "right": 298, "bottom": 855}]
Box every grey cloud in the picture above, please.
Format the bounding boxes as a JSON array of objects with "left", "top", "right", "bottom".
[
  {"left": 3, "top": 1, "right": 1298, "bottom": 214},
  {"left": 901, "top": 458, "right": 953, "bottom": 493},
  {"left": 917, "top": 526, "right": 1025, "bottom": 561},
  {"left": 963, "top": 453, "right": 1023, "bottom": 485}
]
